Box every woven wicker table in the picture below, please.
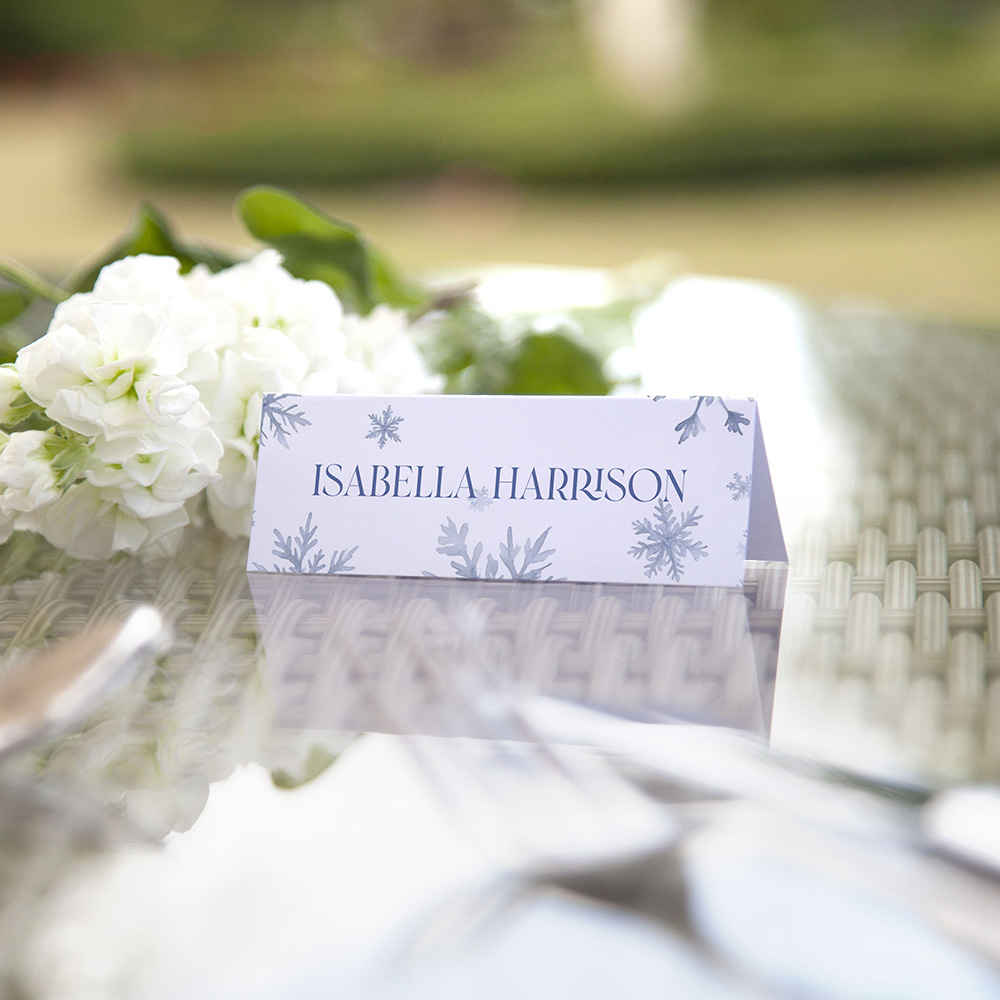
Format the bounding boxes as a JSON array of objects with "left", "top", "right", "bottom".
[
  {"left": 1, "top": 298, "right": 994, "bottom": 783},
  {"left": 772, "top": 308, "right": 1000, "bottom": 782},
  {"left": 1, "top": 290, "right": 1000, "bottom": 997}
]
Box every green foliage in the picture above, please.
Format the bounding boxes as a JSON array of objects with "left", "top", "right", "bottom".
[
  {"left": 422, "top": 305, "right": 512, "bottom": 394},
  {"left": 70, "top": 203, "right": 237, "bottom": 293},
  {"left": 0, "top": 531, "right": 71, "bottom": 586},
  {"left": 0, "top": 0, "right": 270, "bottom": 58},
  {"left": 45, "top": 436, "right": 92, "bottom": 491},
  {"left": 0, "top": 375, "right": 42, "bottom": 429},
  {"left": 0, "top": 291, "right": 31, "bottom": 327},
  {"left": 423, "top": 305, "right": 611, "bottom": 396},
  {"left": 0, "top": 254, "right": 68, "bottom": 314},
  {"left": 270, "top": 743, "right": 342, "bottom": 790},
  {"left": 237, "top": 186, "right": 427, "bottom": 315},
  {"left": 120, "top": 19, "right": 1000, "bottom": 187},
  {"left": 0, "top": 187, "right": 611, "bottom": 398},
  {"left": 498, "top": 332, "right": 611, "bottom": 395}
]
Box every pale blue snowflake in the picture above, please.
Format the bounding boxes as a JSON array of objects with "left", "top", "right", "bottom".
[
  {"left": 629, "top": 501, "right": 708, "bottom": 581},
  {"left": 260, "top": 393, "right": 310, "bottom": 448},
  {"left": 469, "top": 487, "right": 494, "bottom": 512},
  {"left": 674, "top": 398, "right": 707, "bottom": 443},
  {"left": 366, "top": 406, "right": 403, "bottom": 448},
  {"left": 736, "top": 528, "right": 748, "bottom": 557},
  {"left": 425, "top": 520, "right": 559, "bottom": 580},
  {"left": 674, "top": 397, "right": 750, "bottom": 444},
  {"left": 252, "top": 512, "right": 358, "bottom": 574},
  {"left": 724, "top": 408, "right": 751, "bottom": 435},
  {"left": 727, "top": 472, "right": 752, "bottom": 501}
]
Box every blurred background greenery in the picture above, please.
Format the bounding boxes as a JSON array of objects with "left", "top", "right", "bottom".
[{"left": 2, "top": 0, "right": 1000, "bottom": 319}]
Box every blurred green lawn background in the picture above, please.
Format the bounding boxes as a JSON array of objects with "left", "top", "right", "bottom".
[{"left": 3, "top": 0, "right": 1000, "bottom": 320}]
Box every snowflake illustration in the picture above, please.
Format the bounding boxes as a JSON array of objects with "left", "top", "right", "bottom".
[
  {"left": 724, "top": 407, "right": 751, "bottom": 435},
  {"left": 425, "top": 520, "right": 559, "bottom": 581},
  {"left": 252, "top": 512, "right": 358, "bottom": 574},
  {"left": 629, "top": 501, "right": 708, "bottom": 581},
  {"left": 674, "top": 397, "right": 751, "bottom": 444},
  {"left": 469, "top": 487, "right": 494, "bottom": 512},
  {"left": 736, "top": 528, "right": 748, "bottom": 557},
  {"left": 366, "top": 405, "right": 403, "bottom": 448},
  {"left": 674, "top": 399, "right": 707, "bottom": 443},
  {"left": 260, "top": 393, "right": 310, "bottom": 449},
  {"left": 727, "top": 472, "right": 752, "bottom": 501}
]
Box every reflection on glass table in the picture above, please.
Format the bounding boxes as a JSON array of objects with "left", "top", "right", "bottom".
[
  {"left": 249, "top": 570, "right": 785, "bottom": 739},
  {"left": 1, "top": 276, "right": 1000, "bottom": 998}
]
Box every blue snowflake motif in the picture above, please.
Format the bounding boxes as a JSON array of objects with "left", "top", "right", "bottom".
[
  {"left": 260, "top": 393, "right": 310, "bottom": 449},
  {"left": 736, "top": 528, "right": 748, "bottom": 557},
  {"left": 469, "top": 487, "right": 494, "bottom": 512},
  {"left": 727, "top": 472, "right": 752, "bottom": 501},
  {"left": 674, "top": 409, "right": 706, "bottom": 443},
  {"left": 425, "top": 521, "right": 559, "bottom": 581},
  {"left": 629, "top": 501, "right": 708, "bottom": 581},
  {"left": 252, "top": 512, "right": 358, "bottom": 574},
  {"left": 674, "top": 397, "right": 751, "bottom": 444},
  {"left": 724, "top": 408, "right": 751, "bottom": 435},
  {"left": 366, "top": 405, "right": 403, "bottom": 448}
]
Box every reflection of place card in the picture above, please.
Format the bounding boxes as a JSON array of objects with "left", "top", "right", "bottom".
[{"left": 248, "top": 395, "right": 786, "bottom": 587}]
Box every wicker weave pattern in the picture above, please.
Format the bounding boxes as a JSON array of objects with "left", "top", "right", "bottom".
[
  {"left": 0, "top": 546, "right": 787, "bottom": 741},
  {"left": 3, "top": 310, "right": 996, "bottom": 780},
  {"left": 251, "top": 566, "right": 787, "bottom": 737},
  {"left": 777, "top": 316, "right": 1000, "bottom": 779}
]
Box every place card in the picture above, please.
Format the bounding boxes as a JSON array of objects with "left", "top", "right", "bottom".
[{"left": 247, "top": 394, "right": 785, "bottom": 587}]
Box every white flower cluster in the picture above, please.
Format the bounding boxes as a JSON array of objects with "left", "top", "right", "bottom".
[{"left": 0, "top": 252, "right": 439, "bottom": 559}]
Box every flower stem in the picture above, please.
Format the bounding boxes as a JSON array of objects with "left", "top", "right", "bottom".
[{"left": 0, "top": 253, "right": 69, "bottom": 303}]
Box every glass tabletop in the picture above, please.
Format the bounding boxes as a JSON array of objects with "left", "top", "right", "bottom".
[{"left": 2, "top": 279, "right": 1000, "bottom": 998}]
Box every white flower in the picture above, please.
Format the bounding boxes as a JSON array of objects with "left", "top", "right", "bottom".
[
  {"left": 8, "top": 272, "right": 231, "bottom": 559},
  {"left": 86, "top": 423, "right": 222, "bottom": 521},
  {"left": 205, "top": 439, "right": 258, "bottom": 537},
  {"left": 197, "top": 354, "right": 303, "bottom": 538},
  {"left": 0, "top": 364, "right": 27, "bottom": 425},
  {"left": 16, "top": 301, "right": 199, "bottom": 440},
  {"left": 0, "top": 429, "right": 62, "bottom": 516},
  {"left": 89, "top": 252, "right": 189, "bottom": 308},
  {"left": 337, "top": 305, "right": 442, "bottom": 395},
  {"left": 183, "top": 251, "right": 353, "bottom": 536},
  {"left": 26, "top": 403, "right": 224, "bottom": 559},
  {"left": 200, "top": 249, "right": 346, "bottom": 372},
  {"left": 6, "top": 248, "right": 443, "bottom": 553},
  {"left": 189, "top": 264, "right": 441, "bottom": 536},
  {"left": 22, "top": 480, "right": 192, "bottom": 560},
  {"left": 64, "top": 254, "right": 237, "bottom": 386}
]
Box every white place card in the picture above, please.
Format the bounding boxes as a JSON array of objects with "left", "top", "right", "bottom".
[{"left": 248, "top": 394, "right": 785, "bottom": 587}]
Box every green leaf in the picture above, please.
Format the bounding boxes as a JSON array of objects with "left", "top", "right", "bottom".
[
  {"left": 0, "top": 340, "right": 19, "bottom": 367},
  {"left": 496, "top": 332, "right": 612, "bottom": 396},
  {"left": 419, "top": 305, "right": 511, "bottom": 394},
  {"left": 0, "top": 253, "right": 68, "bottom": 304},
  {"left": 237, "top": 185, "right": 372, "bottom": 311},
  {"left": 44, "top": 437, "right": 91, "bottom": 490},
  {"left": 2, "top": 395, "right": 42, "bottom": 428},
  {"left": 421, "top": 306, "right": 611, "bottom": 396},
  {"left": 271, "top": 743, "right": 341, "bottom": 790},
  {"left": 237, "top": 185, "right": 426, "bottom": 314},
  {"left": 0, "top": 531, "right": 71, "bottom": 587},
  {"left": 69, "top": 202, "right": 237, "bottom": 293},
  {"left": 369, "top": 248, "right": 428, "bottom": 310},
  {"left": 0, "top": 290, "right": 32, "bottom": 326}
]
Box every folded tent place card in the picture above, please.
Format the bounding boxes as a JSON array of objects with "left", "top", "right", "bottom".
[{"left": 248, "top": 394, "right": 786, "bottom": 586}]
